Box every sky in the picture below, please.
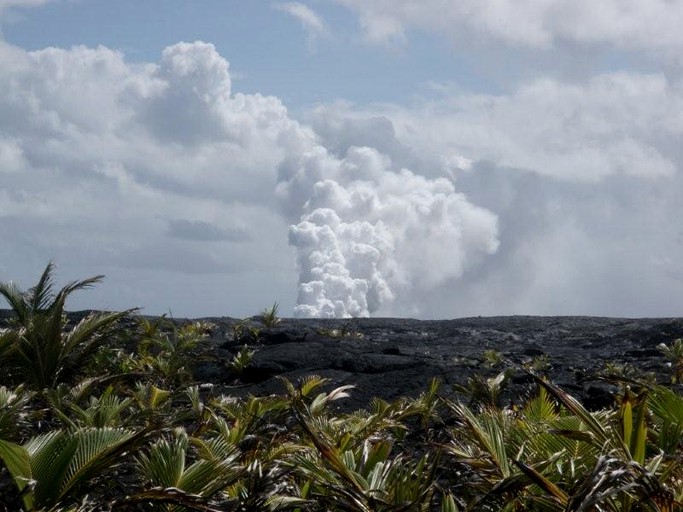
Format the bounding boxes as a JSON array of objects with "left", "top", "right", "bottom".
[{"left": 1, "top": 1, "right": 682, "bottom": 319}]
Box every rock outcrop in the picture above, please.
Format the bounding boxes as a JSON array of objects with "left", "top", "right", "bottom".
[
  {"left": 196, "top": 316, "right": 683, "bottom": 411},
  {"left": 3, "top": 311, "right": 681, "bottom": 410}
]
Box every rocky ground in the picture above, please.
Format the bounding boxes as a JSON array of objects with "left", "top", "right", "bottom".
[
  {"left": 4, "top": 311, "right": 683, "bottom": 410},
  {"left": 192, "top": 315, "right": 683, "bottom": 411}
]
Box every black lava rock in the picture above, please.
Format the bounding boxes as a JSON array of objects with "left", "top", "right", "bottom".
[
  {"left": 189, "top": 315, "right": 683, "bottom": 411},
  {"left": 3, "top": 312, "right": 680, "bottom": 412}
]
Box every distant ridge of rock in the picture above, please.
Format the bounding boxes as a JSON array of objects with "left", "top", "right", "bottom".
[
  {"left": 2, "top": 311, "right": 682, "bottom": 410},
  {"left": 213, "top": 315, "right": 683, "bottom": 410}
]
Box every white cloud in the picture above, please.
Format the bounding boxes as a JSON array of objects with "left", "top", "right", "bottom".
[
  {"left": 442, "top": 168, "right": 683, "bottom": 318},
  {"left": 301, "top": 70, "right": 683, "bottom": 317},
  {"left": 0, "top": 0, "right": 57, "bottom": 27},
  {"left": 0, "top": 0, "right": 54, "bottom": 12},
  {"left": 274, "top": 2, "right": 328, "bottom": 43},
  {"left": 0, "top": 138, "right": 26, "bottom": 173},
  {"left": 4, "top": 16, "right": 682, "bottom": 319},
  {"left": 336, "top": 0, "right": 683, "bottom": 53},
  {"left": 0, "top": 39, "right": 313, "bottom": 316},
  {"left": 0, "top": 37, "right": 501, "bottom": 319},
  {"left": 314, "top": 72, "right": 683, "bottom": 182}
]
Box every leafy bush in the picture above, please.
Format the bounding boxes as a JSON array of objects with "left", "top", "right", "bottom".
[
  {"left": 658, "top": 338, "right": 683, "bottom": 383},
  {"left": 227, "top": 345, "right": 256, "bottom": 377},
  {"left": 0, "top": 265, "right": 682, "bottom": 510},
  {"left": 0, "top": 385, "right": 32, "bottom": 441},
  {"left": 130, "top": 317, "right": 211, "bottom": 388},
  {"left": 259, "top": 302, "right": 281, "bottom": 328},
  {"left": 0, "top": 262, "right": 131, "bottom": 389}
]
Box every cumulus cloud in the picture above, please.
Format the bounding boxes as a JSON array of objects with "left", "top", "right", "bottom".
[
  {"left": 299, "top": 69, "right": 683, "bottom": 317},
  {"left": 6, "top": 11, "right": 680, "bottom": 320},
  {"left": 0, "top": 37, "right": 501, "bottom": 318},
  {"left": 277, "top": 145, "right": 499, "bottom": 317},
  {"left": 317, "top": 72, "right": 683, "bottom": 183},
  {"left": 336, "top": 0, "right": 683, "bottom": 53},
  {"left": 0, "top": 39, "right": 311, "bottom": 316},
  {"left": 438, "top": 166, "right": 683, "bottom": 318},
  {"left": 0, "top": 39, "right": 311, "bottom": 204}
]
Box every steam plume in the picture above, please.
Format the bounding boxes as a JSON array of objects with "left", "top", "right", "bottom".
[{"left": 278, "top": 145, "right": 499, "bottom": 317}]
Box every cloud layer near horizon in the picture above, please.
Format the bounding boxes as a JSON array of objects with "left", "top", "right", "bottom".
[
  {"left": 0, "top": 40, "right": 310, "bottom": 315},
  {"left": 0, "top": 39, "right": 503, "bottom": 317},
  {"left": 307, "top": 73, "right": 683, "bottom": 316},
  {"left": 336, "top": 0, "right": 683, "bottom": 52},
  {"left": 1, "top": 1, "right": 683, "bottom": 318}
]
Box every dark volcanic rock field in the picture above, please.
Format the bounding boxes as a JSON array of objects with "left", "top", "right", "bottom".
[
  {"left": 194, "top": 315, "right": 683, "bottom": 411},
  {"left": 3, "top": 311, "right": 683, "bottom": 410}
]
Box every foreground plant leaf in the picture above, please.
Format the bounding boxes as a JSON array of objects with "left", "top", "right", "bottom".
[{"left": 0, "top": 438, "right": 34, "bottom": 510}]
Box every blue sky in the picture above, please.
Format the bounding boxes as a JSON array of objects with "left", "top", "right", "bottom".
[
  {"left": 2, "top": 1, "right": 492, "bottom": 107},
  {"left": 1, "top": 1, "right": 683, "bottom": 318}
]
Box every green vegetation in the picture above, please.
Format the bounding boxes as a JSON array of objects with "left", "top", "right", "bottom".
[
  {"left": 230, "top": 318, "right": 261, "bottom": 343},
  {"left": 0, "top": 265, "right": 682, "bottom": 510},
  {"left": 316, "top": 323, "right": 364, "bottom": 339},
  {"left": 658, "top": 338, "right": 683, "bottom": 383},
  {"left": 0, "top": 262, "right": 131, "bottom": 389},
  {"left": 523, "top": 353, "right": 551, "bottom": 374},
  {"left": 482, "top": 349, "right": 504, "bottom": 368},
  {"left": 259, "top": 302, "right": 281, "bottom": 328},
  {"left": 131, "top": 317, "right": 213, "bottom": 388},
  {"left": 227, "top": 345, "right": 256, "bottom": 377}
]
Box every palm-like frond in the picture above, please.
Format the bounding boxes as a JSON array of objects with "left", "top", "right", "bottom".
[
  {"left": 224, "top": 458, "right": 294, "bottom": 511},
  {"left": 61, "top": 428, "right": 143, "bottom": 499},
  {"left": 0, "top": 280, "right": 28, "bottom": 323},
  {"left": 212, "top": 394, "right": 289, "bottom": 441},
  {"left": 0, "top": 438, "right": 34, "bottom": 510},
  {"left": 308, "top": 385, "right": 355, "bottom": 415},
  {"left": 565, "top": 455, "right": 644, "bottom": 511},
  {"left": 58, "top": 387, "right": 132, "bottom": 429},
  {"left": 293, "top": 440, "right": 437, "bottom": 511},
  {"left": 134, "top": 319, "right": 210, "bottom": 387},
  {"left": 444, "top": 399, "right": 514, "bottom": 480},
  {"left": 512, "top": 458, "right": 568, "bottom": 508},
  {"left": 62, "top": 311, "right": 131, "bottom": 363},
  {"left": 0, "top": 385, "right": 33, "bottom": 441},
  {"left": 0, "top": 426, "right": 147, "bottom": 509},
  {"left": 259, "top": 302, "right": 280, "bottom": 328},
  {"left": 0, "top": 265, "right": 42, "bottom": 324},
  {"left": 648, "top": 384, "right": 683, "bottom": 453},
  {"left": 0, "top": 263, "right": 132, "bottom": 388},
  {"left": 531, "top": 375, "right": 613, "bottom": 449},
  {"left": 28, "top": 260, "right": 58, "bottom": 313},
  {"left": 136, "top": 427, "right": 245, "bottom": 510},
  {"left": 113, "top": 488, "right": 227, "bottom": 511},
  {"left": 0, "top": 325, "right": 18, "bottom": 357},
  {"left": 23, "top": 427, "right": 146, "bottom": 507},
  {"left": 137, "top": 429, "right": 188, "bottom": 489},
  {"left": 288, "top": 381, "right": 440, "bottom": 512},
  {"left": 454, "top": 371, "right": 510, "bottom": 408},
  {"left": 523, "top": 386, "right": 558, "bottom": 422},
  {"left": 26, "top": 430, "right": 78, "bottom": 505},
  {"left": 616, "top": 387, "right": 649, "bottom": 465}
]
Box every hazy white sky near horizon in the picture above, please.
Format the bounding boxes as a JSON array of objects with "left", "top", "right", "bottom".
[{"left": 1, "top": 1, "right": 683, "bottom": 318}]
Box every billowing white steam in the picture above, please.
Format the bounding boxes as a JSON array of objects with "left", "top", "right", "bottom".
[{"left": 277, "top": 145, "right": 500, "bottom": 318}]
